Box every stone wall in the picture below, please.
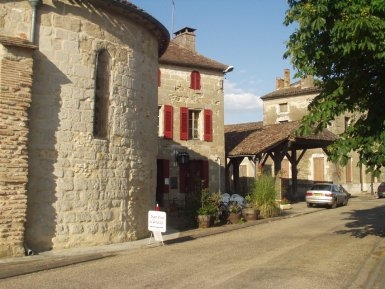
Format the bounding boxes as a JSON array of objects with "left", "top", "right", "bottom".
[
  {"left": 0, "top": 0, "right": 168, "bottom": 254},
  {"left": 0, "top": 41, "right": 35, "bottom": 257}
]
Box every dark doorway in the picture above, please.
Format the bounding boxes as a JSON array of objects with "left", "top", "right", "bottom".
[
  {"left": 179, "top": 160, "right": 209, "bottom": 194},
  {"left": 156, "top": 159, "right": 169, "bottom": 206}
]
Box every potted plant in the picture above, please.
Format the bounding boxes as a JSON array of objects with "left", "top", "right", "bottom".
[
  {"left": 227, "top": 201, "right": 242, "bottom": 224},
  {"left": 196, "top": 189, "right": 221, "bottom": 228},
  {"left": 278, "top": 197, "right": 292, "bottom": 210},
  {"left": 242, "top": 194, "right": 260, "bottom": 221}
]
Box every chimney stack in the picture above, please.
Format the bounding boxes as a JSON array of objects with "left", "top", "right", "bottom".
[
  {"left": 276, "top": 77, "right": 284, "bottom": 90},
  {"left": 173, "top": 27, "right": 196, "bottom": 52},
  {"left": 301, "top": 75, "right": 314, "bottom": 88},
  {"left": 283, "top": 69, "right": 290, "bottom": 88}
]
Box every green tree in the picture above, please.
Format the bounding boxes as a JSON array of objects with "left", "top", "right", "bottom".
[{"left": 284, "top": 0, "right": 385, "bottom": 176}]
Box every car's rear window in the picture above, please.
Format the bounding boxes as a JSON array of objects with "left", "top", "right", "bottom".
[{"left": 311, "top": 184, "right": 332, "bottom": 190}]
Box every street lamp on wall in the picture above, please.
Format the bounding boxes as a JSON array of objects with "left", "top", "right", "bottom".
[{"left": 175, "top": 151, "right": 189, "bottom": 165}]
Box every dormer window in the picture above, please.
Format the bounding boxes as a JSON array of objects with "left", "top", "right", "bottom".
[{"left": 190, "top": 70, "right": 201, "bottom": 90}]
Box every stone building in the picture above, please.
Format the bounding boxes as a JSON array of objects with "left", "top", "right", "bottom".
[
  {"left": 261, "top": 69, "right": 371, "bottom": 195},
  {"left": 0, "top": 0, "right": 169, "bottom": 257},
  {"left": 157, "top": 27, "right": 232, "bottom": 212},
  {"left": 226, "top": 69, "right": 372, "bottom": 199}
]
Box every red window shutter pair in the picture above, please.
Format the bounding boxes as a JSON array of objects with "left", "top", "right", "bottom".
[
  {"left": 190, "top": 71, "right": 201, "bottom": 90},
  {"left": 164, "top": 105, "right": 173, "bottom": 139},
  {"left": 179, "top": 108, "right": 212, "bottom": 142}
]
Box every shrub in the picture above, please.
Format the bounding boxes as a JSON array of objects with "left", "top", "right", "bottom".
[
  {"left": 196, "top": 188, "right": 222, "bottom": 224},
  {"left": 249, "top": 174, "right": 280, "bottom": 218}
]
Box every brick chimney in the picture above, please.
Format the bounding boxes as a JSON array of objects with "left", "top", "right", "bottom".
[
  {"left": 276, "top": 77, "right": 284, "bottom": 90},
  {"left": 300, "top": 75, "right": 314, "bottom": 88},
  {"left": 173, "top": 27, "right": 196, "bottom": 52},
  {"left": 283, "top": 68, "right": 290, "bottom": 88}
]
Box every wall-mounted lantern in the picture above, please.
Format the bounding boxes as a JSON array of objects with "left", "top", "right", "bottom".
[{"left": 175, "top": 151, "right": 189, "bottom": 165}]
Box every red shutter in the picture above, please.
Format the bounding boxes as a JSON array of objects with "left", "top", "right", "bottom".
[
  {"left": 164, "top": 105, "right": 173, "bottom": 139},
  {"left": 190, "top": 72, "right": 195, "bottom": 89},
  {"left": 190, "top": 71, "right": 201, "bottom": 90},
  {"left": 204, "top": 109, "right": 213, "bottom": 142},
  {"left": 180, "top": 107, "right": 189, "bottom": 140}
]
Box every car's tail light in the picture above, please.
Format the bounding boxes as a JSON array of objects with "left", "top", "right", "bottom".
[
  {"left": 306, "top": 192, "right": 312, "bottom": 196},
  {"left": 325, "top": 193, "right": 333, "bottom": 197}
]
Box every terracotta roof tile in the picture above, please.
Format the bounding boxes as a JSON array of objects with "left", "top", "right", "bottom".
[
  {"left": 160, "top": 41, "right": 228, "bottom": 72},
  {"left": 261, "top": 86, "right": 320, "bottom": 100},
  {"left": 225, "top": 121, "right": 337, "bottom": 157}
]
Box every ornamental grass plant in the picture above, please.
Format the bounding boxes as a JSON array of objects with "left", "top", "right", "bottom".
[{"left": 249, "top": 174, "right": 280, "bottom": 218}]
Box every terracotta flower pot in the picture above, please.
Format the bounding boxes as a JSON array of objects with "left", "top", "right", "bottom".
[
  {"left": 228, "top": 212, "right": 241, "bottom": 224},
  {"left": 197, "top": 215, "right": 212, "bottom": 228},
  {"left": 242, "top": 207, "right": 259, "bottom": 221}
]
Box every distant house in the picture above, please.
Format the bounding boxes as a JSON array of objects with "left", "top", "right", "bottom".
[
  {"left": 157, "top": 27, "right": 232, "bottom": 212},
  {"left": 225, "top": 69, "right": 371, "bottom": 200},
  {"left": 0, "top": 0, "right": 169, "bottom": 257}
]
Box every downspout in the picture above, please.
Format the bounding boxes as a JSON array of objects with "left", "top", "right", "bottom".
[
  {"left": 217, "top": 157, "right": 221, "bottom": 194},
  {"left": 29, "top": 0, "right": 41, "bottom": 43}
]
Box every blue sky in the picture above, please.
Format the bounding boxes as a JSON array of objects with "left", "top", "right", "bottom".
[{"left": 131, "top": 0, "right": 296, "bottom": 124}]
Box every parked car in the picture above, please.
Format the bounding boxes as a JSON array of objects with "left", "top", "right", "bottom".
[
  {"left": 376, "top": 182, "right": 385, "bottom": 198},
  {"left": 306, "top": 183, "right": 349, "bottom": 209},
  {"left": 338, "top": 184, "right": 351, "bottom": 199}
]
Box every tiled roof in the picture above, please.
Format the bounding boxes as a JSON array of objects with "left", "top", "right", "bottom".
[
  {"left": 0, "top": 36, "right": 37, "bottom": 49},
  {"left": 261, "top": 86, "right": 320, "bottom": 100},
  {"left": 225, "top": 121, "right": 337, "bottom": 157},
  {"left": 159, "top": 41, "right": 228, "bottom": 72}
]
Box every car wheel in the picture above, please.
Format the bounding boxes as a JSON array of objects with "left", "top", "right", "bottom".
[
  {"left": 328, "top": 199, "right": 337, "bottom": 209},
  {"left": 343, "top": 197, "right": 348, "bottom": 206},
  {"left": 307, "top": 203, "right": 311, "bottom": 208}
]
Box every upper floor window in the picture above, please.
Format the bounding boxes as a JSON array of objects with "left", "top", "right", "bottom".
[
  {"left": 180, "top": 107, "right": 212, "bottom": 141},
  {"left": 279, "top": 102, "right": 288, "bottom": 113},
  {"left": 189, "top": 110, "right": 200, "bottom": 139},
  {"left": 190, "top": 70, "right": 201, "bottom": 90},
  {"left": 93, "top": 49, "right": 111, "bottom": 139}
]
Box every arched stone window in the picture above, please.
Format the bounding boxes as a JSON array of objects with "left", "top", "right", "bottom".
[{"left": 93, "top": 49, "right": 111, "bottom": 139}]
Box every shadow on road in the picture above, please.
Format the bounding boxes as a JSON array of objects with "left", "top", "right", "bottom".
[{"left": 336, "top": 203, "right": 385, "bottom": 238}]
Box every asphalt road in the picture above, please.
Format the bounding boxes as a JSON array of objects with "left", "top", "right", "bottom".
[{"left": 1, "top": 197, "right": 385, "bottom": 289}]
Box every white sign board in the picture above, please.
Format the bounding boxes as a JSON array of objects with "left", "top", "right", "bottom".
[{"left": 148, "top": 210, "right": 167, "bottom": 233}]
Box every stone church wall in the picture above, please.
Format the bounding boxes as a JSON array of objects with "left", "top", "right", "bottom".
[{"left": 0, "top": 0, "right": 167, "bottom": 254}]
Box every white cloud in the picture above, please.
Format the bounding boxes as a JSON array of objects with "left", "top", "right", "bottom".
[{"left": 224, "top": 80, "right": 263, "bottom": 124}]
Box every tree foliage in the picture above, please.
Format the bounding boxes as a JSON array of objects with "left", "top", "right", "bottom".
[{"left": 284, "top": 0, "right": 385, "bottom": 176}]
